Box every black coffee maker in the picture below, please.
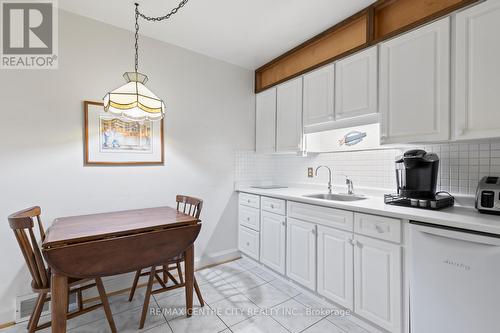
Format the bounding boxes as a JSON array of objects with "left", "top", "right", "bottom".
[{"left": 395, "top": 149, "right": 439, "bottom": 199}]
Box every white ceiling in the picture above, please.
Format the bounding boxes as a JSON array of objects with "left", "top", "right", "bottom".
[{"left": 59, "top": 0, "right": 376, "bottom": 70}]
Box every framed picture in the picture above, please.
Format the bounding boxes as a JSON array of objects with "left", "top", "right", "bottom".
[{"left": 84, "top": 101, "right": 164, "bottom": 165}]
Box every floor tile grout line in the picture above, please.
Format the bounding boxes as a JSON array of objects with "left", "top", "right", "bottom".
[
  {"left": 296, "top": 316, "right": 335, "bottom": 333},
  {"left": 151, "top": 290, "right": 174, "bottom": 333}
]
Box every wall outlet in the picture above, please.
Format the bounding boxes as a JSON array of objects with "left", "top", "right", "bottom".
[{"left": 307, "top": 167, "right": 314, "bottom": 178}]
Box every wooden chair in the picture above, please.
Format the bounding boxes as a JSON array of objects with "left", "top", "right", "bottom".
[
  {"left": 8, "top": 207, "right": 117, "bottom": 333},
  {"left": 128, "top": 195, "right": 204, "bottom": 328}
]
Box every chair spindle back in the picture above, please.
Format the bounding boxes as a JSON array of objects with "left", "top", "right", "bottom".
[
  {"left": 176, "top": 195, "right": 203, "bottom": 219},
  {"left": 8, "top": 206, "right": 49, "bottom": 290}
]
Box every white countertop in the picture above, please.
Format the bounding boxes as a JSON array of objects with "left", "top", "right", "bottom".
[{"left": 237, "top": 186, "right": 500, "bottom": 235}]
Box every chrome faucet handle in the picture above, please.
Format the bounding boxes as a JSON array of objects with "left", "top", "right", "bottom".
[{"left": 342, "top": 175, "right": 354, "bottom": 195}]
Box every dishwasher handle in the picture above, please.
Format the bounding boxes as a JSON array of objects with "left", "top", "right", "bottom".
[{"left": 410, "top": 222, "right": 500, "bottom": 247}]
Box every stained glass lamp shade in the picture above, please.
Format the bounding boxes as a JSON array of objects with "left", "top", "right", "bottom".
[{"left": 103, "top": 72, "right": 165, "bottom": 122}]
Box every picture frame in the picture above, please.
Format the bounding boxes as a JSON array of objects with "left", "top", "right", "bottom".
[{"left": 84, "top": 101, "right": 164, "bottom": 165}]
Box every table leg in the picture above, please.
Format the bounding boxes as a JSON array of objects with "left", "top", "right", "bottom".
[
  {"left": 51, "top": 272, "right": 68, "bottom": 333},
  {"left": 184, "top": 245, "right": 194, "bottom": 317}
]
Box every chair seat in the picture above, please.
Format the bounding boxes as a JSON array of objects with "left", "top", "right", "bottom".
[{"left": 31, "top": 276, "right": 95, "bottom": 293}]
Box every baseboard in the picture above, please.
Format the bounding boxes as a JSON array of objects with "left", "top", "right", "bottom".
[{"left": 0, "top": 321, "right": 15, "bottom": 329}]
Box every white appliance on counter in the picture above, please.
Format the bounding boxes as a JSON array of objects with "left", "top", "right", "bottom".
[{"left": 410, "top": 221, "right": 500, "bottom": 333}]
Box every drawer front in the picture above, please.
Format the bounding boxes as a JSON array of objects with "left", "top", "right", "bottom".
[
  {"left": 261, "top": 196, "right": 286, "bottom": 215},
  {"left": 287, "top": 201, "right": 354, "bottom": 231},
  {"left": 354, "top": 213, "right": 401, "bottom": 243},
  {"left": 239, "top": 226, "right": 260, "bottom": 260},
  {"left": 239, "top": 193, "right": 260, "bottom": 209},
  {"left": 239, "top": 205, "right": 260, "bottom": 231}
]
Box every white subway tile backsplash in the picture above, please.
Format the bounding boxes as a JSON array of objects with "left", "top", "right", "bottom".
[{"left": 235, "top": 139, "right": 500, "bottom": 196}]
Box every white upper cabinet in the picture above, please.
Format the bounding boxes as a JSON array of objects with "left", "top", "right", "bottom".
[
  {"left": 255, "top": 88, "right": 276, "bottom": 153},
  {"left": 354, "top": 235, "right": 402, "bottom": 333},
  {"left": 276, "top": 77, "right": 304, "bottom": 152},
  {"left": 303, "top": 64, "right": 335, "bottom": 127},
  {"left": 454, "top": 0, "right": 500, "bottom": 140},
  {"left": 379, "top": 18, "right": 450, "bottom": 144},
  {"left": 286, "top": 218, "right": 316, "bottom": 290},
  {"left": 335, "top": 46, "right": 378, "bottom": 120},
  {"left": 317, "top": 225, "right": 354, "bottom": 310},
  {"left": 260, "top": 211, "right": 286, "bottom": 274}
]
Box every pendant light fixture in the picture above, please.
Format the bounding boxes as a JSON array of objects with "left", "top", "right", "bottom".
[{"left": 103, "top": 0, "right": 189, "bottom": 122}]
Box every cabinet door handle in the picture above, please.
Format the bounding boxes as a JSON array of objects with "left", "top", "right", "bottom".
[
  {"left": 281, "top": 221, "right": 286, "bottom": 226},
  {"left": 270, "top": 204, "right": 275, "bottom": 209},
  {"left": 246, "top": 242, "right": 250, "bottom": 246},
  {"left": 247, "top": 199, "right": 251, "bottom": 203},
  {"left": 246, "top": 217, "right": 250, "bottom": 221}
]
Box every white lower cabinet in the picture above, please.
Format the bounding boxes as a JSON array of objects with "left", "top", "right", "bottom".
[
  {"left": 239, "top": 226, "right": 260, "bottom": 261},
  {"left": 239, "top": 193, "right": 404, "bottom": 332},
  {"left": 354, "top": 234, "right": 402, "bottom": 333},
  {"left": 317, "top": 225, "right": 354, "bottom": 310},
  {"left": 286, "top": 218, "right": 316, "bottom": 290},
  {"left": 260, "top": 211, "right": 286, "bottom": 274}
]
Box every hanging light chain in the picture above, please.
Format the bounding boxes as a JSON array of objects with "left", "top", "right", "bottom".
[
  {"left": 137, "top": 0, "right": 189, "bottom": 22},
  {"left": 133, "top": 0, "right": 189, "bottom": 73},
  {"left": 134, "top": 4, "right": 139, "bottom": 73}
]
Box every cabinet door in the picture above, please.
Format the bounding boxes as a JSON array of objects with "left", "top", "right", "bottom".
[
  {"left": 454, "top": 1, "right": 500, "bottom": 140},
  {"left": 354, "top": 235, "right": 402, "bottom": 333},
  {"left": 317, "top": 225, "right": 353, "bottom": 310},
  {"left": 335, "top": 46, "right": 378, "bottom": 120},
  {"left": 276, "top": 77, "right": 303, "bottom": 152},
  {"left": 286, "top": 218, "right": 316, "bottom": 290},
  {"left": 303, "top": 64, "right": 335, "bottom": 127},
  {"left": 256, "top": 88, "right": 276, "bottom": 153},
  {"left": 379, "top": 18, "right": 450, "bottom": 144},
  {"left": 260, "top": 211, "right": 286, "bottom": 274}
]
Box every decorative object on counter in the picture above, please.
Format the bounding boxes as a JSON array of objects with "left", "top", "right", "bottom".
[
  {"left": 475, "top": 176, "right": 500, "bottom": 215},
  {"left": 103, "top": 1, "right": 189, "bottom": 121},
  {"left": 386, "top": 149, "right": 454, "bottom": 210},
  {"left": 84, "top": 101, "right": 164, "bottom": 165}
]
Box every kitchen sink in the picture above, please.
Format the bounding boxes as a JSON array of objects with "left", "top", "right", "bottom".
[{"left": 303, "top": 193, "right": 367, "bottom": 201}]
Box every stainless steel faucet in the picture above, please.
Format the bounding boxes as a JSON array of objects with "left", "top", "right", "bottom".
[
  {"left": 345, "top": 176, "right": 354, "bottom": 195},
  {"left": 315, "top": 166, "right": 333, "bottom": 194}
]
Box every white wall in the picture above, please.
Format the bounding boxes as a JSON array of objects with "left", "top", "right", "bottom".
[{"left": 0, "top": 10, "right": 255, "bottom": 322}]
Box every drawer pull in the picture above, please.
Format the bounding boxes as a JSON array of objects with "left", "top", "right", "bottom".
[
  {"left": 247, "top": 199, "right": 251, "bottom": 203},
  {"left": 247, "top": 217, "right": 250, "bottom": 221},
  {"left": 246, "top": 242, "right": 250, "bottom": 246},
  {"left": 270, "top": 204, "right": 275, "bottom": 209},
  {"left": 375, "top": 225, "right": 384, "bottom": 233},
  {"left": 282, "top": 221, "right": 285, "bottom": 226}
]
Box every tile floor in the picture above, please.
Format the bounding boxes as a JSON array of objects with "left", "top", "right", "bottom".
[{"left": 1, "top": 257, "right": 377, "bottom": 333}]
